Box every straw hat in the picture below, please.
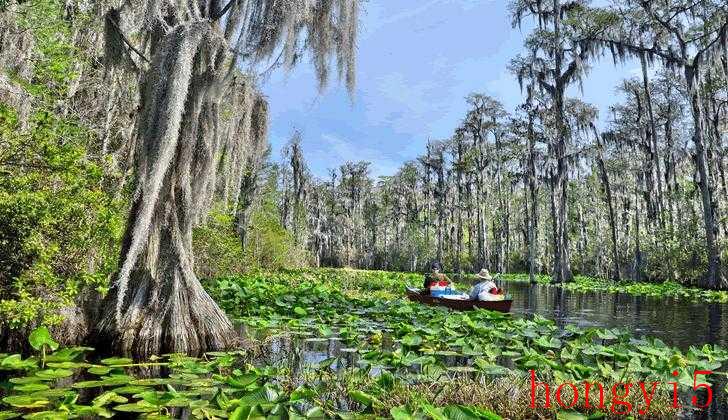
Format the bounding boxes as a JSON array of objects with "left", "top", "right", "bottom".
[{"left": 476, "top": 269, "right": 493, "bottom": 280}]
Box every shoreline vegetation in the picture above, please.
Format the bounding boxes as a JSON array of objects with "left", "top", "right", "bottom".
[
  {"left": 2, "top": 268, "right": 726, "bottom": 419},
  {"left": 496, "top": 273, "right": 728, "bottom": 304}
]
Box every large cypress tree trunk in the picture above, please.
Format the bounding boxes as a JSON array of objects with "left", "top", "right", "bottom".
[{"left": 92, "top": 22, "right": 236, "bottom": 358}]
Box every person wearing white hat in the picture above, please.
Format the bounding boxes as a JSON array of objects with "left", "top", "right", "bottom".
[{"left": 469, "top": 269, "right": 504, "bottom": 301}]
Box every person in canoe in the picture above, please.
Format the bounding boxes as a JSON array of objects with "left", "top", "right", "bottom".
[
  {"left": 423, "top": 261, "right": 469, "bottom": 299},
  {"left": 469, "top": 269, "right": 505, "bottom": 301},
  {"left": 423, "top": 261, "right": 451, "bottom": 296}
]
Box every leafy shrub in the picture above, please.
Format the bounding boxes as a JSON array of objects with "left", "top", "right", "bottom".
[
  {"left": 0, "top": 105, "right": 123, "bottom": 329},
  {"left": 192, "top": 208, "right": 247, "bottom": 279},
  {"left": 0, "top": 0, "right": 123, "bottom": 330}
]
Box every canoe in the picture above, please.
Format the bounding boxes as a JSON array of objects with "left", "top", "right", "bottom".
[{"left": 405, "top": 288, "right": 512, "bottom": 312}]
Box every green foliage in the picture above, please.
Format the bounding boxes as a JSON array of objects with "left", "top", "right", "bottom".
[
  {"left": 0, "top": 268, "right": 723, "bottom": 418},
  {"left": 0, "top": 104, "right": 123, "bottom": 328},
  {"left": 193, "top": 207, "right": 247, "bottom": 279},
  {"left": 0, "top": 0, "right": 124, "bottom": 330},
  {"left": 28, "top": 326, "right": 59, "bottom": 353},
  {"left": 193, "top": 170, "right": 310, "bottom": 277},
  {"left": 243, "top": 170, "right": 309, "bottom": 270},
  {"left": 207, "top": 268, "right": 727, "bottom": 397},
  {"left": 0, "top": 345, "right": 500, "bottom": 419}
]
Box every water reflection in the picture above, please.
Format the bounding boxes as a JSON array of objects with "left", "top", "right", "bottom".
[{"left": 496, "top": 280, "right": 728, "bottom": 350}]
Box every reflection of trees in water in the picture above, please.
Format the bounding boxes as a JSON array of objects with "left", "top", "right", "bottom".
[
  {"left": 552, "top": 287, "right": 568, "bottom": 330},
  {"left": 509, "top": 282, "right": 728, "bottom": 350},
  {"left": 707, "top": 304, "right": 723, "bottom": 344}
]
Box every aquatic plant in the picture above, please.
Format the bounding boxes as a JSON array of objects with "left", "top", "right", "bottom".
[
  {"left": 206, "top": 271, "right": 728, "bottom": 392},
  {"left": 0, "top": 328, "right": 503, "bottom": 419}
]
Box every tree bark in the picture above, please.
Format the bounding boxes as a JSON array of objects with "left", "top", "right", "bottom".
[
  {"left": 527, "top": 113, "right": 539, "bottom": 284},
  {"left": 595, "top": 131, "right": 620, "bottom": 280},
  {"left": 640, "top": 52, "right": 664, "bottom": 226},
  {"left": 92, "top": 23, "right": 236, "bottom": 358},
  {"left": 685, "top": 64, "right": 722, "bottom": 289}
]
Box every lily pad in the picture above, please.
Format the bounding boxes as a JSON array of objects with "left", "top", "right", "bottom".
[
  {"left": 100, "top": 357, "right": 133, "bottom": 366},
  {"left": 28, "top": 327, "right": 59, "bottom": 352},
  {"left": 2, "top": 395, "right": 49, "bottom": 409}
]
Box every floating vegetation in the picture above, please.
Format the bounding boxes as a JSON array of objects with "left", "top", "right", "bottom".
[
  {"left": 206, "top": 271, "right": 728, "bottom": 409},
  {"left": 2, "top": 269, "right": 726, "bottom": 418}
]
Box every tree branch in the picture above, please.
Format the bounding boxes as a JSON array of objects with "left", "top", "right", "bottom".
[
  {"left": 211, "top": 0, "right": 235, "bottom": 21},
  {"left": 107, "top": 13, "right": 149, "bottom": 64}
]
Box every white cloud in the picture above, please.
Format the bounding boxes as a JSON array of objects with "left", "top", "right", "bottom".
[{"left": 309, "top": 133, "right": 402, "bottom": 178}]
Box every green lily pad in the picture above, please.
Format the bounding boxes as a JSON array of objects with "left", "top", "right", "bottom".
[
  {"left": 28, "top": 327, "right": 59, "bottom": 352},
  {"left": 2, "top": 395, "right": 49, "bottom": 409},
  {"left": 34, "top": 369, "right": 74, "bottom": 380},
  {"left": 13, "top": 383, "right": 50, "bottom": 392},
  {"left": 87, "top": 366, "right": 113, "bottom": 375},
  {"left": 9, "top": 376, "right": 43, "bottom": 384},
  {"left": 112, "top": 402, "right": 158, "bottom": 413},
  {"left": 100, "top": 357, "right": 133, "bottom": 366},
  {"left": 110, "top": 386, "right": 151, "bottom": 395}
]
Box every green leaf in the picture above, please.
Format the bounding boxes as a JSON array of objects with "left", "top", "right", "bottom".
[
  {"left": 348, "top": 390, "right": 381, "bottom": 408},
  {"left": 294, "top": 307, "right": 308, "bottom": 316},
  {"left": 87, "top": 366, "right": 113, "bottom": 375},
  {"left": 34, "top": 369, "right": 74, "bottom": 380},
  {"left": 92, "top": 391, "right": 128, "bottom": 407},
  {"left": 72, "top": 380, "right": 105, "bottom": 389},
  {"left": 110, "top": 386, "right": 151, "bottom": 395},
  {"left": 100, "top": 357, "right": 133, "bottom": 366},
  {"left": 444, "top": 405, "right": 502, "bottom": 420},
  {"left": 305, "top": 406, "right": 325, "bottom": 419},
  {"left": 213, "top": 388, "right": 231, "bottom": 409},
  {"left": 390, "top": 406, "right": 415, "bottom": 420},
  {"left": 13, "top": 383, "right": 50, "bottom": 392},
  {"left": 112, "top": 402, "right": 158, "bottom": 413},
  {"left": 226, "top": 373, "right": 258, "bottom": 388},
  {"left": 28, "top": 327, "right": 59, "bottom": 352},
  {"left": 401, "top": 334, "right": 423, "bottom": 347},
  {"left": 229, "top": 405, "right": 265, "bottom": 420},
  {"left": 2, "top": 395, "right": 49, "bottom": 409},
  {"left": 290, "top": 385, "right": 316, "bottom": 401},
  {"left": 9, "top": 377, "right": 43, "bottom": 384}
]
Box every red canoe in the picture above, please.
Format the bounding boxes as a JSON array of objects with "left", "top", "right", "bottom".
[{"left": 405, "top": 288, "right": 513, "bottom": 312}]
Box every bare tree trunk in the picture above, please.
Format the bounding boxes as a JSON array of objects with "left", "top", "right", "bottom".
[
  {"left": 527, "top": 152, "right": 539, "bottom": 284},
  {"left": 595, "top": 132, "right": 620, "bottom": 280},
  {"left": 640, "top": 52, "right": 664, "bottom": 226},
  {"left": 551, "top": 0, "right": 573, "bottom": 283},
  {"left": 685, "top": 64, "right": 722, "bottom": 289},
  {"left": 633, "top": 174, "right": 643, "bottom": 282}
]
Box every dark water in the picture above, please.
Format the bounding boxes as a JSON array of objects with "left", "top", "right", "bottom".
[{"left": 495, "top": 280, "right": 728, "bottom": 351}]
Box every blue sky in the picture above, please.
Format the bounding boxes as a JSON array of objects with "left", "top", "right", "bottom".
[{"left": 259, "top": 0, "right": 642, "bottom": 179}]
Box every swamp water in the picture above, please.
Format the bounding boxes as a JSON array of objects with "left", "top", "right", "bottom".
[{"left": 495, "top": 280, "right": 728, "bottom": 351}]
